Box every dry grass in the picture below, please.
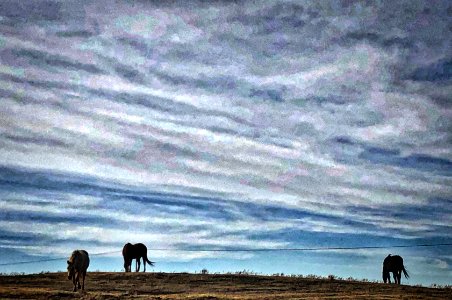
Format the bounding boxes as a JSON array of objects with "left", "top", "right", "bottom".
[{"left": 0, "top": 272, "right": 450, "bottom": 299}]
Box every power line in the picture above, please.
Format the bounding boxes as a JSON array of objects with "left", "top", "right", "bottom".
[
  {"left": 146, "top": 243, "right": 452, "bottom": 252},
  {"left": 0, "top": 250, "right": 120, "bottom": 266},
  {"left": 0, "top": 243, "right": 450, "bottom": 267}
]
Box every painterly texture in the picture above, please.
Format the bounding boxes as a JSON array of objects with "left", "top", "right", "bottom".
[{"left": 0, "top": 0, "right": 450, "bottom": 285}]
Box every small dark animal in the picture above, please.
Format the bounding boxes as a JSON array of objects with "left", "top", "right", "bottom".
[
  {"left": 122, "top": 243, "right": 155, "bottom": 272},
  {"left": 383, "top": 254, "right": 409, "bottom": 284},
  {"left": 67, "top": 250, "right": 90, "bottom": 292}
]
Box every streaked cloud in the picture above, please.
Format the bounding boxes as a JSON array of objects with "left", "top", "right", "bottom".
[{"left": 0, "top": 0, "right": 450, "bottom": 285}]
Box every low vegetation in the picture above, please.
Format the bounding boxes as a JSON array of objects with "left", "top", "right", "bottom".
[{"left": 0, "top": 271, "right": 450, "bottom": 299}]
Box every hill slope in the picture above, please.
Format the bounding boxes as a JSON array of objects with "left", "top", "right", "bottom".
[{"left": 0, "top": 272, "right": 450, "bottom": 299}]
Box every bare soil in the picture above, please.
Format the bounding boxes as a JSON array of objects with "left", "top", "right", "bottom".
[{"left": 0, "top": 272, "right": 450, "bottom": 299}]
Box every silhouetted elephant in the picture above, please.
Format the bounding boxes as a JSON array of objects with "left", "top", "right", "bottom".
[
  {"left": 122, "top": 243, "right": 155, "bottom": 272},
  {"left": 383, "top": 254, "right": 409, "bottom": 284}
]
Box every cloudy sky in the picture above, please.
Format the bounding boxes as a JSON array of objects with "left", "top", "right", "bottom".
[{"left": 0, "top": 0, "right": 451, "bottom": 285}]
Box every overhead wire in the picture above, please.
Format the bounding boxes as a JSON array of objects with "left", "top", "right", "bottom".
[{"left": 0, "top": 243, "right": 451, "bottom": 267}]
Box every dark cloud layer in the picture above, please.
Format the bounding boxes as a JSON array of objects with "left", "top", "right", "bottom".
[{"left": 0, "top": 1, "right": 62, "bottom": 23}]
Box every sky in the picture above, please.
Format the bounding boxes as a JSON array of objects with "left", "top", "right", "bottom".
[{"left": 0, "top": 0, "right": 451, "bottom": 286}]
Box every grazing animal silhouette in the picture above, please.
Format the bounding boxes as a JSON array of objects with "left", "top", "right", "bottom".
[
  {"left": 67, "top": 250, "right": 90, "bottom": 292},
  {"left": 122, "top": 243, "right": 155, "bottom": 272},
  {"left": 383, "top": 254, "right": 409, "bottom": 284}
]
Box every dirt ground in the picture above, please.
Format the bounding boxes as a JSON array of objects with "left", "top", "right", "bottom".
[{"left": 0, "top": 272, "right": 450, "bottom": 299}]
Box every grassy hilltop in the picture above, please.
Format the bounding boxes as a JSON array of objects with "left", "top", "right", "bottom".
[{"left": 0, "top": 272, "right": 451, "bottom": 299}]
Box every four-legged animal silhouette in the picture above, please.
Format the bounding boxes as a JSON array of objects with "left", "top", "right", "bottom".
[
  {"left": 122, "top": 242, "right": 155, "bottom": 272},
  {"left": 383, "top": 254, "right": 409, "bottom": 284}
]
